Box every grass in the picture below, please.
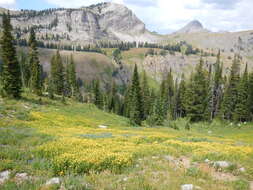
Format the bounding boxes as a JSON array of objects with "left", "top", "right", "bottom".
[{"left": 0, "top": 93, "right": 253, "bottom": 189}]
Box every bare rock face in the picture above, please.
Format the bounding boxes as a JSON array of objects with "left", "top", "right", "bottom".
[{"left": 0, "top": 3, "right": 159, "bottom": 44}]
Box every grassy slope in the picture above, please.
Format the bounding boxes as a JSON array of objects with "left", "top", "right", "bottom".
[{"left": 0, "top": 93, "right": 253, "bottom": 189}]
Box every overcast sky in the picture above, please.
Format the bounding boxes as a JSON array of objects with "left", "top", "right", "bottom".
[{"left": 1, "top": 0, "right": 253, "bottom": 34}]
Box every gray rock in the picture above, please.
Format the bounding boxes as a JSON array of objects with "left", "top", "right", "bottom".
[
  {"left": 15, "top": 173, "right": 30, "bottom": 184},
  {"left": 239, "top": 167, "right": 246, "bottom": 172},
  {"left": 204, "top": 159, "right": 210, "bottom": 163},
  {"left": 98, "top": 125, "right": 108, "bottom": 129},
  {"left": 3, "top": 3, "right": 159, "bottom": 45},
  {"left": 46, "top": 177, "right": 61, "bottom": 185},
  {"left": 0, "top": 170, "right": 10, "bottom": 185},
  {"left": 164, "top": 155, "right": 174, "bottom": 162},
  {"left": 213, "top": 161, "right": 231, "bottom": 168},
  {"left": 181, "top": 184, "right": 194, "bottom": 190}
]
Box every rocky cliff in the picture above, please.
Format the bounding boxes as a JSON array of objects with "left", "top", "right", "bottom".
[{"left": 0, "top": 2, "right": 160, "bottom": 45}]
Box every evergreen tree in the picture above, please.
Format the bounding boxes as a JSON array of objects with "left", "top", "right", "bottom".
[
  {"left": 93, "top": 79, "right": 103, "bottom": 109},
  {"left": 147, "top": 96, "right": 164, "bottom": 126},
  {"left": 129, "top": 64, "right": 144, "bottom": 125},
  {"left": 0, "top": 12, "right": 22, "bottom": 98},
  {"left": 166, "top": 68, "right": 174, "bottom": 117},
  {"left": 108, "top": 80, "right": 117, "bottom": 113},
  {"left": 50, "top": 50, "right": 65, "bottom": 95},
  {"left": 220, "top": 55, "right": 240, "bottom": 120},
  {"left": 18, "top": 51, "right": 30, "bottom": 88},
  {"left": 247, "top": 72, "right": 253, "bottom": 120},
  {"left": 141, "top": 71, "right": 151, "bottom": 120},
  {"left": 159, "top": 79, "right": 168, "bottom": 119},
  {"left": 210, "top": 51, "right": 223, "bottom": 120},
  {"left": 123, "top": 85, "right": 132, "bottom": 118},
  {"left": 173, "top": 75, "right": 186, "bottom": 119},
  {"left": 184, "top": 57, "right": 208, "bottom": 122},
  {"left": 66, "top": 55, "right": 78, "bottom": 97},
  {"left": 29, "top": 27, "right": 43, "bottom": 95},
  {"left": 233, "top": 64, "right": 249, "bottom": 121}
]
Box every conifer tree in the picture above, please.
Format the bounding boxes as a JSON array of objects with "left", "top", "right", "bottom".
[
  {"left": 141, "top": 71, "right": 151, "bottom": 119},
  {"left": 123, "top": 85, "right": 132, "bottom": 117},
  {"left": 147, "top": 96, "right": 164, "bottom": 125},
  {"left": 108, "top": 80, "right": 117, "bottom": 112},
  {"left": 220, "top": 55, "right": 240, "bottom": 120},
  {"left": 93, "top": 79, "right": 103, "bottom": 109},
  {"left": 0, "top": 12, "right": 22, "bottom": 98},
  {"left": 129, "top": 64, "right": 144, "bottom": 125},
  {"left": 160, "top": 79, "right": 168, "bottom": 119},
  {"left": 66, "top": 55, "right": 78, "bottom": 97},
  {"left": 247, "top": 72, "right": 253, "bottom": 120},
  {"left": 210, "top": 51, "right": 223, "bottom": 119},
  {"left": 50, "top": 50, "right": 65, "bottom": 95},
  {"left": 173, "top": 75, "right": 186, "bottom": 119},
  {"left": 18, "top": 51, "right": 30, "bottom": 88},
  {"left": 166, "top": 68, "right": 174, "bottom": 116},
  {"left": 233, "top": 64, "right": 249, "bottom": 121},
  {"left": 29, "top": 27, "right": 43, "bottom": 95},
  {"left": 184, "top": 57, "right": 208, "bottom": 122}
]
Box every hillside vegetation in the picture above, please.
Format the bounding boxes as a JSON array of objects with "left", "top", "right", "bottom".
[{"left": 0, "top": 93, "right": 253, "bottom": 190}]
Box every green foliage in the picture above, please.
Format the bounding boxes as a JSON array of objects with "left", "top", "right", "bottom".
[
  {"left": 29, "top": 27, "right": 43, "bottom": 96},
  {"left": 221, "top": 55, "right": 240, "bottom": 120},
  {"left": 232, "top": 179, "right": 249, "bottom": 190},
  {"left": 112, "top": 48, "right": 122, "bottom": 64},
  {"left": 141, "top": 71, "right": 151, "bottom": 120},
  {"left": 233, "top": 64, "right": 249, "bottom": 121},
  {"left": 93, "top": 79, "right": 103, "bottom": 109},
  {"left": 184, "top": 57, "right": 208, "bottom": 122},
  {"left": 66, "top": 54, "right": 79, "bottom": 98},
  {"left": 128, "top": 65, "right": 144, "bottom": 125},
  {"left": 50, "top": 50, "right": 65, "bottom": 95},
  {"left": 0, "top": 12, "right": 22, "bottom": 98}
]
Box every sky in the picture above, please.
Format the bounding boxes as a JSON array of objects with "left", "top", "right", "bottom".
[{"left": 0, "top": 0, "right": 253, "bottom": 34}]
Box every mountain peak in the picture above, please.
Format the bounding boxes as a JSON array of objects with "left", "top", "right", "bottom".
[{"left": 175, "top": 20, "right": 208, "bottom": 34}]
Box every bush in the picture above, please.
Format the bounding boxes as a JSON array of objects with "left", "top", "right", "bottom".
[{"left": 233, "top": 179, "right": 249, "bottom": 190}]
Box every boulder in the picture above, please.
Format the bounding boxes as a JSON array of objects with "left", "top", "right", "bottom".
[
  {"left": 164, "top": 155, "right": 174, "bottom": 162},
  {"left": 46, "top": 177, "right": 61, "bottom": 186},
  {"left": 181, "top": 184, "right": 194, "bottom": 190},
  {"left": 0, "top": 170, "right": 10, "bottom": 185},
  {"left": 15, "top": 173, "right": 29, "bottom": 184},
  {"left": 181, "top": 184, "right": 201, "bottom": 190},
  {"left": 239, "top": 167, "right": 246, "bottom": 173},
  {"left": 213, "top": 161, "right": 231, "bottom": 168},
  {"left": 98, "top": 125, "right": 108, "bottom": 129}
]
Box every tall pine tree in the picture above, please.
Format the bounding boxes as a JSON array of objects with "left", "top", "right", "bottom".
[
  {"left": 184, "top": 57, "right": 208, "bottom": 122},
  {"left": 141, "top": 71, "right": 151, "bottom": 120},
  {"left": 247, "top": 71, "right": 253, "bottom": 120},
  {"left": 233, "top": 64, "right": 249, "bottom": 121},
  {"left": 129, "top": 64, "right": 144, "bottom": 125},
  {"left": 50, "top": 50, "right": 65, "bottom": 95},
  {"left": 66, "top": 54, "right": 78, "bottom": 97},
  {"left": 29, "top": 27, "right": 43, "bottom": 95},
  {"left": 0, "top": 12, "right": 22, "bottom": 98},
  {"left": 220, "top": 55, "right": 240, "bottom": 120}
]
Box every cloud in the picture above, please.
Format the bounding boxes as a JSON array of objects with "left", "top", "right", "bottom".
[
  {"left": 0, "top": 0, "right": 16, "bottom": 8},
  {"left": 202, "top": 0, "right": 240, "bottom": 9}
]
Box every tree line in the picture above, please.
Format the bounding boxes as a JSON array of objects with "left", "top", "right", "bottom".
[{"left": 1, "top": 12, "right": 253, "bottom": 126}]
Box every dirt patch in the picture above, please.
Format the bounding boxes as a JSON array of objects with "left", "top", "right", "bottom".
[
  {"left": 198, "top": 163, "right": 238, "bottom": 182},
  {"left": 250, "top": 181, "right": 253, "bottom": 190}
]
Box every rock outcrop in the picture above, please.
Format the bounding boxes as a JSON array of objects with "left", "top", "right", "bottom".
[{"left": 0, "top": 3, "right": 160, "bottom": 44}]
